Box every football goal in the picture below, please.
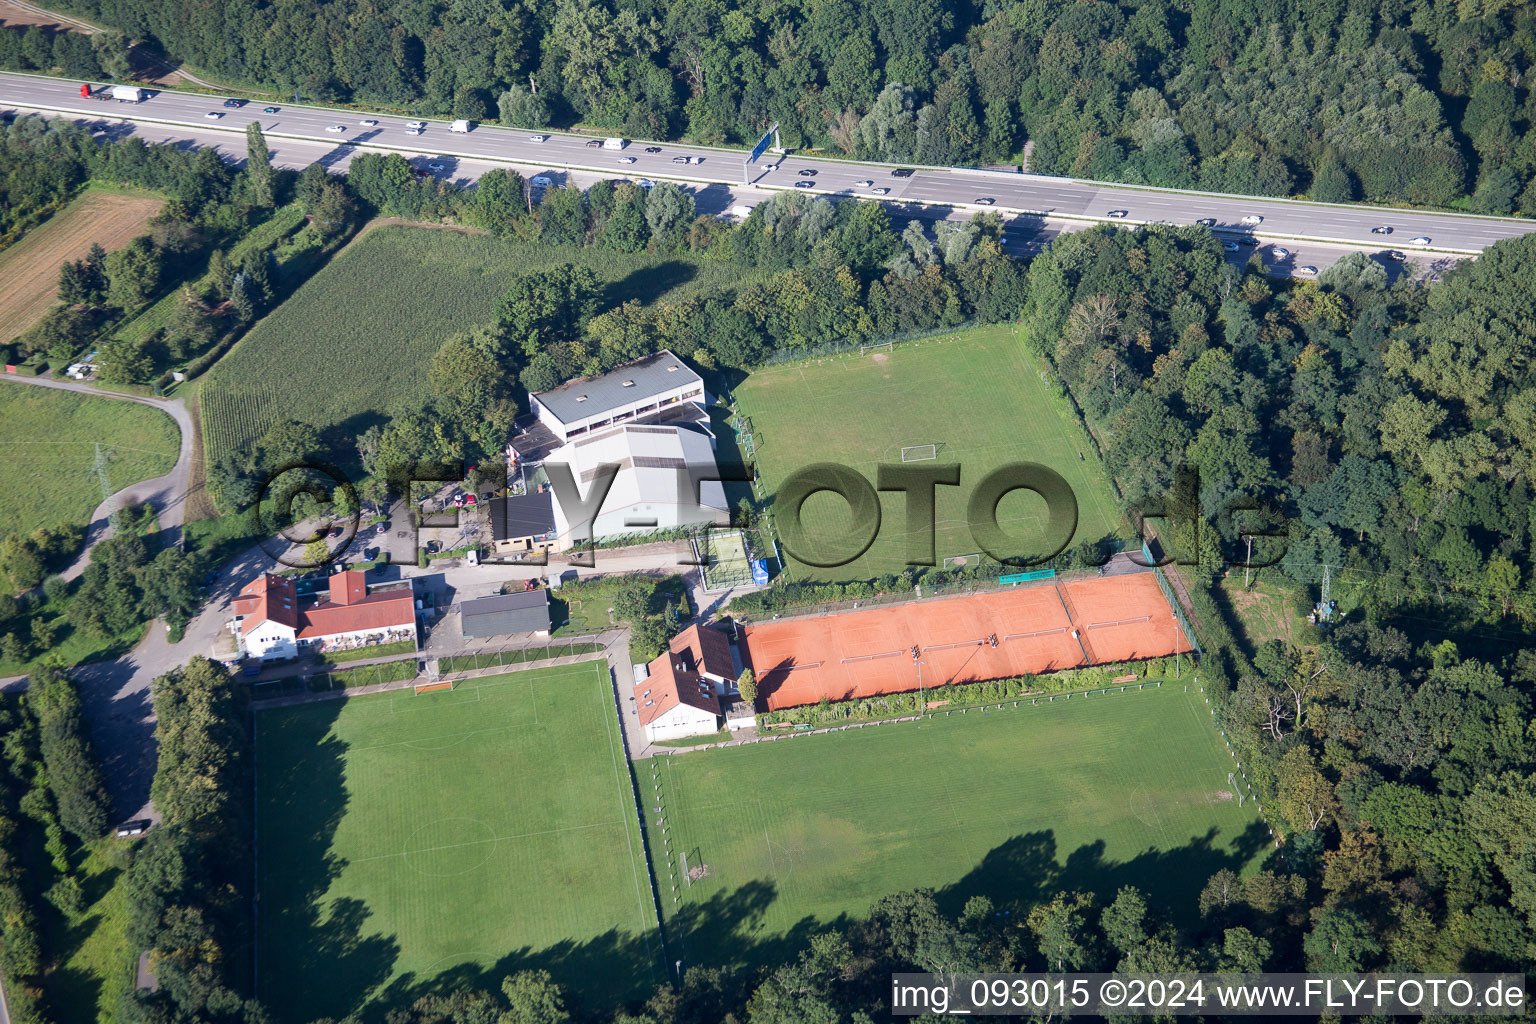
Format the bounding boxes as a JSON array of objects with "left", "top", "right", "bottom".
[
  {"left": 414, "top": 680, "right": 455, "bottom": 695},
  {"left": 901, "top": 443, "right": 938, "bottom": 462},
  {"left": 861, "top": 340, "right": 893, "bottom": 356},
  {"left": 1228, "top": 772, "right": 1244, "bottom": 806},
  {"left": 942, "top": 553, "right": 982, "bottom": 571}
]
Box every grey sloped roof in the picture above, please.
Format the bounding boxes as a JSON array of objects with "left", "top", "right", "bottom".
[
  {"left": 534, "top": 350, "right": 701, "bottom": 424},
  {"left": 460, "top": 590, "right": 551, "bottom": 638}
]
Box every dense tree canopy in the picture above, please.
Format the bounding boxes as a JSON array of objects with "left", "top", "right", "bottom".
[{"left": 49, "top": 0, "right": 1536, "bottom": 208}]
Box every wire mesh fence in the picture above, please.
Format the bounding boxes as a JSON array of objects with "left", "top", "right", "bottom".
[{"left": 436, "top": 634, "right": 606, "bottom": 675}]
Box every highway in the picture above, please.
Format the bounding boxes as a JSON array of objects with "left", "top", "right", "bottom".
[{"left": 1, "top": 68, "right": 1488, "bottom": 279}]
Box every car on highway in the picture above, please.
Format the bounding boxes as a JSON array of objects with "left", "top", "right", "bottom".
[
  {"left": 222, "top": 98, "right": 244, "bottom": 108},
  {"left": 1222, "top": 241, "right": 1240, "bottom": 252},
  {"left": 975, "top": 197, "right": 995, "bottom": 205},
  {"left": 428, "top": 162, "right": 445, "bottom": 171},
  {"left": 204, "top": 111, "right": 222, "bottom": 119},
  {"left": 871, "top": 186, "right": 890, "bottom": 195},
  {"left": 1371, "top": 225, "right": 1392, "bottom": 234},
  {"left": 1196, "top": 217, "right": 1216, "bottom": 226},
  {"left": 637, "top": 178, "right": 655, "bottom": 189},
  {"left": 1295, "top": 266, "right": 1318, "bottom": 277},
  {"left": 645, "top": 146, "right": 662, "bottom": 153},
  {"left": 794, "top": 180, "right": 814, "bottom": 189},
  {"left": 406, "top": 121, "right": 426, "bottom": 129},
  {"left": 325, "top": 124, "right": 346, "bottom": 133},
  {"left": 404, "top": 127, "right": 423, "bottom": 135},
  {"left": 672, "top": 155, "right": 690, "bottom": 163},
  {"left": 1107, "top": 209, "right": 1129, "bottom": 218},
  {"left": 1387, "top": 250, "right": 1407, "bottom": 261},
  {"left": 263, "top": 106, "right": 279, "bottom": 113},
  {"left": 528, "top": 134, "right": 548, "bottom": 143},
  {"left": 586, "top": 139, "right": 602, "bottom": 147},
  {"left": 798, "top": 169, "right": 817, "bottom": 176},
  {"left": 891, "top": 168, "right": 915, "bottom": 177},
  {"left": 618, "top": 155, "right": 636, "bottom": 164},
  {"left": 1240, "top": 214, "right": 1263, "bottom": 226},
  {"left": 1409, "top": 236, "right": 1431, "bottom": 245},
  {"left": 854, "top": 180, "right": 873, "bottom": 188},
  {"left": 1270, "top": 247, "right": 1290, "bottom": 259}
]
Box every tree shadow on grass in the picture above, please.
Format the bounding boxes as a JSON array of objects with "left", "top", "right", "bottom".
[
  {"left": 257, "top": 699, "right": 401, "bottom": 1024},
  {"left": 603, "top": 260, "right": 697, "bottom": 308}
]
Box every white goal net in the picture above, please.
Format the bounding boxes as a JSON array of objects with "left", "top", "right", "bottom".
[{"left": 901, "top": 444, "right": 938, "bottom": 462}]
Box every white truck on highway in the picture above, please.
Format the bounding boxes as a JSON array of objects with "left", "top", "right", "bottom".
[
  {"left": 450, "top": 119, "right": 473, "bottom": 133},
  {"left": 603, "top": 137, "right": 627, "bottom": 150},
  {"left": 107, "top": 85, "right": 147, "bottom": 102}
]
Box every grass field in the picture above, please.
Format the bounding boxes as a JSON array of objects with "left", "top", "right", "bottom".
[
  {"left": 734, "top": 325, "right": 1126, "bottom": 581},
  {"left": 202, "top": 224, "right": 767, "bottom": 466},
  {"left": 0, "top": 384, "right": 179, "bottom": 538},
  {"left": 0, "top": 187, "right": 163, "bottom": 343},
  {"left": 647, "top": 683, "right": 1267, "bottom": 969},
  {"left": 254, "top": 661, "right": 661, "bottom": 1023}
]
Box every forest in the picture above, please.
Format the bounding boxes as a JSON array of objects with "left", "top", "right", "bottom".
[{"left": 38, "top": 0, "right": 1536, "bottom": 211}]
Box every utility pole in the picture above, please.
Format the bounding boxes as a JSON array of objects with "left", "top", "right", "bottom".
[
  {"left": 912, "top": 644, "right": 924, "bottom": 713},
  {"left": 1244, "top": 533, "right": 1254, "bottom": 587}
]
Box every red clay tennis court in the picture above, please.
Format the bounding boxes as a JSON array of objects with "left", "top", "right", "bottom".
[{"left": 742, "top": 572, "right": 1184, "bottom": 711}]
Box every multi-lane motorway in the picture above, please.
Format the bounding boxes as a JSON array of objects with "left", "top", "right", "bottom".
[{"left": 5, "top": 69, "right": 1533, "bottom": 270}]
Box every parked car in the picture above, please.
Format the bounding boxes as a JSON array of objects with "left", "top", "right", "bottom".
[
  {"left": 1295, "top": 266, "right": 1318, "bottom": 277},
  {"left": 1238, "top": 235, "right": 1259, "bottom": 246},
  {"left": 1409, "top": 236, "right": 1431, "bottom": 245},
  {"left": 530, "top": 175, "right": 553, "bottom": 188},
  {"left": 1222, "top": 241, "right": 1240, "bottom": 252},
  {"left": 975, "top": 197, "right": 995, "bottom": 205},
  {"left": 1270, "top": 247, "right": 1290, "bottom": 259},
  {"left": 637, "top": 178, "right": 655, "bottom": 189},
  {"left": 1106, "top": 209, "right": 1129, "bottom": 218},
  {"left": 644, "top": 146, "right": 662, "bottom": 153},
  {"left": 376, "top": 523, "right": 388, "bottom": 534},
  {"left": 329, "top": 526, "right": 343, "bottom": 539},
  {"left": 1371, "top": 225, "right": 1392, "bottom": 234},
  {"left": 428, "top": 162, "right": 445, "bottom": 171},
  {"left": 891, "top": 168, "right": 915, "bottom": 177},
  {"left": 262, "top": 106, "right": 279, "bottom": 113},
  {"left": 1387, "top": 250, "right": 1407, "bottom": 261}
]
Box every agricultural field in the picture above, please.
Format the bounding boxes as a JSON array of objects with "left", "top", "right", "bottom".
[
  {"left": 0, "top": 384, "right": 179, "bottom": 537},
  {"left": 648, "top": 682, "right": 1267, "bottom": 971},
  {"left": 202, "top": 224, "right": 764, "bottom": 467},
  {"left": 0, "top": 187, "right": 163, "bottom": 343},
  {"left": 254, "top": 661, "right": 662, "bottom": 1023},
  {"left": 734, "top": 325, "right": 1126, "bottom": 581}
]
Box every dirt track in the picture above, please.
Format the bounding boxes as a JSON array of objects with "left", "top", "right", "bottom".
[{"left": 0, "top": 189, "right": 162, "bottom": 343}]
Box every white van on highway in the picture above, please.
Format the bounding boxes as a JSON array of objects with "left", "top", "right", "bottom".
[{"left": 603, "top": 137, "right": 627, "bottom": 150}]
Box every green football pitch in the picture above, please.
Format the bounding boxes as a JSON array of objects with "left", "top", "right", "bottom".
[
  {"left": 647, "top": 683, "right": 1268, "bottom": 969},
  {"left": 733, "top": 324, "right": 1127, "bottom": 581},
  {"left": 254, "top": 662, "right": 662, "bottom": 1022}
]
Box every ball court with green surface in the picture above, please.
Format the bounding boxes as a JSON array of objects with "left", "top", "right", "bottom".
[
  {"left": 732, "top": 324, "right": 1126, "bottom": 581},
  {"left": 646, "top": 683, "right": 1268, "bottom": 970},
  {"left": 254, "top": 661, "right": 662, "bottom": 1022}
]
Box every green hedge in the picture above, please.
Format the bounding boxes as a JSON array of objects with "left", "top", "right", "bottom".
[
  {"left": 314, "top": 640, "right": 416, "bottom": 665},
  {"left": 755, "top": 657, "right": 1181, "bottom": 727}
]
